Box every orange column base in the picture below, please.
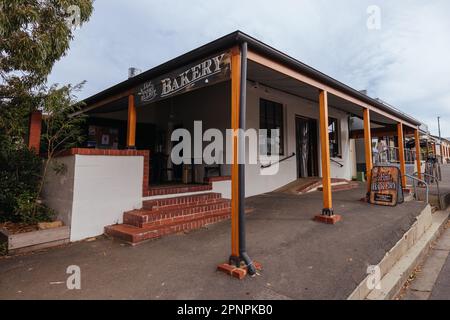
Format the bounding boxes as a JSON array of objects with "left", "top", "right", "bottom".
[
  {"left": 314, "top": 214, "right": 342, "bottom": 225},
  {"left": 217, "top": 261, "right": 262, "bottom": 280}
]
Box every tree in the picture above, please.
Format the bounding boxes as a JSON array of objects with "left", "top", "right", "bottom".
[
  {"left": 0, "top": 0, "right": 93, "bottom": 137},
  {"left": 38, "top": 82, "right": 87, "bottom": 203},
  {"left": 0, "top": 1, "right": 93, "bottom": 223},
  {"left": 0, "top": 0, "right": 93, "bottom": 89}
]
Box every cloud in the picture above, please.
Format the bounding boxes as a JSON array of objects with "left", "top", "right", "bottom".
[{"left": 47, "top": 0, "right": 450, "bottom": 136}]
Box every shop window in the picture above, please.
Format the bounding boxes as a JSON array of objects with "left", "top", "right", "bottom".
[
  {"left": 328, "top": 117, "right": 340, "bottom": 158},
  {"left": 260, "top": 98, "right": 284, "bottom": 155}
]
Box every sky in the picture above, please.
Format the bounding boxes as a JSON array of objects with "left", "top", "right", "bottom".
[{"left": 47, "top": 0, "right": 450, "bottom": 137}]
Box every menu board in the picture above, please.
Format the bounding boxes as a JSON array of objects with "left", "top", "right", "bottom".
[{"left": 369, "top": 166, "right": 402, "bottom": 207}]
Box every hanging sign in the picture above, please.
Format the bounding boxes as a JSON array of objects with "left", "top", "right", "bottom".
[
  {"left": 369, "top": 166, "right": 403, "bottom": 206},
  {"left": 135, "top": 51, "right": 231, "bottom": 106}
]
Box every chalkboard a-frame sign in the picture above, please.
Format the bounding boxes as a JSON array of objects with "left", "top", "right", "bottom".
[
  {"left": 135, "top": 50, "right": 232, "bottom": 106},
  {"left": 369, "top": 166, "right": 404, "bottom": 207}
]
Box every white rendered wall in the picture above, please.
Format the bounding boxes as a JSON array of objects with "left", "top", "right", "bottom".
[
  {"left": 43, "top": 155, "right": 144, "bottom": 241},
  {"left": 211, "top": 180, "right": 232, "bottom": 199},
  {"left": 245, "top": 82, "right": 353, "bottom": 197},
  {"left": 42, "top": 156, "right": 76, "bottom": 228}
]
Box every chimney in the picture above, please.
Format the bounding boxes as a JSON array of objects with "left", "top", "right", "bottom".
[
  {"left": 359, "top": 89, "right": 368, "bottom": 95},
  {"left": 128, "top": 67, "right": 142, "bottom": 79}
]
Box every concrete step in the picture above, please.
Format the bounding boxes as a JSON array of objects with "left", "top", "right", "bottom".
[
  {"left": 317, "top": 182, "right": 360, "bottom": 192},
  {"left": 105, "top": 208, "right": 232, "bottom": 245},
  {"left": 124, "top": 199, "right": 231, "bottom": 227},
  {"left": 296, "top": 178, "right": 351, "bottom": 194}
]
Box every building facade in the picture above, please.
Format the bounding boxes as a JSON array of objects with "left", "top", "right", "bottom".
[{"left": 38, "top": 31, "right": 424, "bottom": 247}]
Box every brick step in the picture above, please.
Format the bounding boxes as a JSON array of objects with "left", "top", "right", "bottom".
[
  {"left": 142, "top": 192, "right": 222, "bottom": 210},
  {"left": 124, "top": 199, "right": 231, "bottom": 227},
  {"left": 105, "top": 209, "right": 232, "bottom": 245},
  {"left": 144, "top": 184, "right": 212, "bottom": 197},
  {"left": 317, "top": 182, "right": 360, "bottom": 192}
]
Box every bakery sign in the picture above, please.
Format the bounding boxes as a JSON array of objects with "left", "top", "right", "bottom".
[
  {"left": 136, "top": 51, "right": 231, "bottom": 106},
  {"left": 369, "top": 166, "right": 404, "bottom": 207}
]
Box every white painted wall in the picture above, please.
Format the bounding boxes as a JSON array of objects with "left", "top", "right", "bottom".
[
  {"left": 43, "top": 155, "right": 144, "bottom": 241},
  {"left": 42, "top": 156, "right": 76, "bottom": 228},
  {"left": 211, "top": 180, "right": 231, "bottom": 199},
  {"left": 245, "top": 82, "right": 352, "bottom": 197}
]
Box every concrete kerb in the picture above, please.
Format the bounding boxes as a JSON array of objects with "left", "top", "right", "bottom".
[{"left": 348, "top": 205, "right": 449, "bottom": 300}]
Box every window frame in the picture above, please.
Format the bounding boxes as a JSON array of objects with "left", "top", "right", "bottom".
[
  {"left": 259, "top": 98, "right": 285, "bottom": 156},
  {"left": 328, "top": 117, "right": 341, "bottom": 158}
]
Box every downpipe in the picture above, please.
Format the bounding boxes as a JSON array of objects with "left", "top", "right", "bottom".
[{"left": 238, "top": 42, "right": 256, "bottom": 276}]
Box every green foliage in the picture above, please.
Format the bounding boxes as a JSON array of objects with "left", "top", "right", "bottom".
[
  {"left": 0, "top": 0, "right": 94, "bottom": 89},
  {"left": 0, "top": 0, "right": 93, "bottom": 142},
  {"left": 0, "top": 137, "right": 43, "bottom": 222},
  {"left": 0, "top": 242, "right": 7, "bottom": 256},
  {"left": 40, "top": 82, "right": 87, "bottom": 157},
  {"left": 0, "top": 1, "right": 93, "bottom": 224},
  {"left": 0, "top": 81, "right": 86, "bottom": 223},
  {"left": 14, "top": 191, "right": 55, "bottom": 224}
]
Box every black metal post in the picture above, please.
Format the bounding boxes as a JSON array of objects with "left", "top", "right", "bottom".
[{"left": 238, "top": 42, "right": 256, "bottom": 275}]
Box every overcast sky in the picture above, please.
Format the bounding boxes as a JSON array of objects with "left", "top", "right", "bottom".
[{"left": 47, "top": 0, "right": 450, "bottom": 137}]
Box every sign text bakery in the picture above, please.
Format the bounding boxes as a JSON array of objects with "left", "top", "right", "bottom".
[{"left": 136, "top": 51, "right": 231, "bottom": 106}]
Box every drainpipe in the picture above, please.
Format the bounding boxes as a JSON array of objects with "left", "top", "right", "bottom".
[{"left": 238, "top": 42, "right": 256, "bottom": 275}]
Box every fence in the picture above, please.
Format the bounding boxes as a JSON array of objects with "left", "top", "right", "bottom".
[{"left": 374, "top": 147, "right": 415, "bottom": 165}]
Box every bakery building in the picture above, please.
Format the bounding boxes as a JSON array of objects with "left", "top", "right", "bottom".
[{"left": 35, "top": 32, "right": 424, "bottom": 258}]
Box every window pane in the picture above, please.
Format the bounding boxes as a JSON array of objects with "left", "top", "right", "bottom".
[
  {"left": 328, "top": 117, "right": 339, "bottom": 157},
  {"left": 260, "top": 99, "right": 284, "bottom": 155}
]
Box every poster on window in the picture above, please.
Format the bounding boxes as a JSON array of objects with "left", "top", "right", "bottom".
[
  {"left": 369, "top": 166, "right": 403, "bottom": 207},
  {"left": 88, "top": 125, "right": 119, "bottom": 149}
]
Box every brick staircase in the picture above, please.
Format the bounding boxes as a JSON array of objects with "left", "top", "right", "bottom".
[{"left": 105, "top": 192, "right": 231, "bottom": 245}]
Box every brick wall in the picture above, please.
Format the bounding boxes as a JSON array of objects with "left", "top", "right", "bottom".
[{"left": 28, "top": 111, "right": 42, "bottom": 153}]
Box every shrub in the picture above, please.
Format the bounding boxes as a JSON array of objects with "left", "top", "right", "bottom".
[{"left": 0, "top": 137, "right": 54, "bottom": 223}]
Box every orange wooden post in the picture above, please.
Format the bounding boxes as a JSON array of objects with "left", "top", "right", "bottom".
[
  {"left": 314, "top": 89, "right": 341, "bottom": 223},
  {"left": 230, "top": 46, "right": 241, "bottom": 260},
  {"left": 28, "top": 110, "right": 42, "bottom": 154},
  {"left": 415, "top": 129, "right": 422, "bottom": 180},
  {"left": 363, "top": 108, "right": 373, "bottom": 192},
  {"left": 127, "top": 94, "right": 136, "bottom": 148},
  {"left": 319, "top": 90, "right": 332, "bottom": 213},
  {"left": 397, "top": 123, "right": 407, "bottom": 187}
]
